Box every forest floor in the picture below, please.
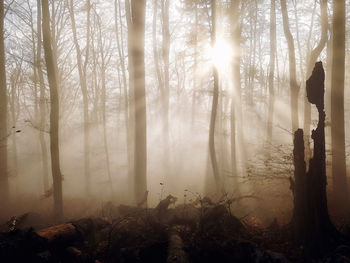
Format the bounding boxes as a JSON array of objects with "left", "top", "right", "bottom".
[{"left": 1, "top": 196, "right": 350, "bottom": 263}]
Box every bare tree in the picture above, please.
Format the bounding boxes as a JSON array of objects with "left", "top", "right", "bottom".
[
  {"left": 42, "top": 0, "right": 63, "bottom": 218},
  {"left": 161, "top": 0, "right": 170, "bottom": 165},
  {"left": 68, "top": 0, "right": 92, "bottom": 196},
  {"left": 209, "top": 0, "right": 222, "bottom": 193},
  {"left": 266, "top": 0, "right": 276, "bottom": 141},
  {"left": 280, "top": 0, "right": 299, "bottom": 133},
  {"left": 35, "top": 0, "right": 50, "bottom": 192}
]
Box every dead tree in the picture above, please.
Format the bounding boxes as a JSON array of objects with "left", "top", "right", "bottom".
[{"left": 292, "top": 62, "right": 337, "bottom": 253}]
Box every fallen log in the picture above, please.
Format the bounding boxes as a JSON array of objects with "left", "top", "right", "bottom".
[
  {"left": 36, "top": 217, "right": 109, "bottom": 244},
  {"left": 36, "top": 223, "right": 79, "bottom": 244},
  {"left": 167, "top": 226, "right": 190, "bottom": 263}
]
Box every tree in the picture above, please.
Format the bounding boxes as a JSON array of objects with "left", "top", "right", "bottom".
[
  {"left": 42, "top": 0, "right": 63, "bottom": 218},
  {"left": 37, "top": 0, "right": 50, "bottom": 192},
  {"left": 266, "top": 0, "right": 276, "bottom": 141},
  {"left": 68, "top": 0, "right": 91, "bottom": 196},
  {"left": 331, "top": 0, "right": 348, "bottom": 205},
  {"left": 0, "top": 0, "right": 9, "bottom": 209},
  {"left": 209, "top": 0, "right": 222, "bottom": 193},
  {"left": 229, "top": 0, "right": 241, "bottom": 189},
  {"left": 129, "top": 0, "right": 147, "bottom": 204},
  {"left": 161, "top": 0, "right": 170, "bottom": 165},
  {"left": 280, "top": 0, "right": 299, "bottom": 133}
]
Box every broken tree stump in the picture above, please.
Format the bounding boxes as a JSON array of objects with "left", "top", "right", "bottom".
[{"left": 292, "top": 61, "right": 337, "bottom": 254}]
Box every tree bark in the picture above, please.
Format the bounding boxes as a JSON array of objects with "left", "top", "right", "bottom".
[
  {"left": 161, "top": 0, "right": 170, "bottom": 166},
  {"left": 229, "top": 0, "right": 241, "bottom": 190},
  {"left": 97, "top": 15, "right": 113, "bottom": 195},
  {"left": 292, "top": 62, "right": 336, "bottom": 253},
  {"left": 280, "top": 0, "right": 299, "bottom": 133},
  {"left": 125, "top": 0, "right": 136, "bottom": 197},
  {"left": 42, "top": 0, "right": 63, "bottom": 219},
  {"left": 37, "top": 0, "right": 50, "bottom": 192},
  {"left": 130, "top": 0, "right": 147, "bottom": 204},
  {"left": 0, "top": 0, "right": 9, "bottom": 209},
  {"left": 266, "top": 0, "right": 276, "bottom": 141},
  {"left": 331, "top": 0, "right": 348, "bottom": 206},
  {"left": 68, "top": 0, "right": 91, "bottom": 196},
  {"left": 209, "top": 0, "right": 222, "bottom": 193}
]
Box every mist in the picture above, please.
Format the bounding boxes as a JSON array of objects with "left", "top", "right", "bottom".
[{"left": 1, "top": 0, "right": 350, "bottom": 262}]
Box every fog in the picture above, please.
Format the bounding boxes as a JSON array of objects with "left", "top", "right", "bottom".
[{"left": 1, "top": 0, "right": 350, "bottom": 227}]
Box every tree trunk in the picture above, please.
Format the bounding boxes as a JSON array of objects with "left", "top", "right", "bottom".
[
  {"left": 266, "top": 0, "right": 276, "bottom": 141},
  {"left": 209, "top": 0, "right": 222, "bottom": 193},
  {"left": 125, "top": 0, "right": 136, "bottom": 198},
  {"left": 37, "top": 0, "right": 49, "bottom": 192},
  {"left": 130, "top": 0, "right": 147, "bottom": 204},
  {"left": 115, "top": 0, "right": 133, "bottom": 198},
  {"left": 10, "top": 74, "right": 18, "bottom": 182},
  {"left": 191, "top": 3, "right": 198, "bottom": 131},
  {"left": 68, "top": 0, "right": 91, "bottom": 196},
  {"left": 280, "top": 0, "right": 299, "bottom": 133},
  {"left": 292, "top": 62, "right": 336, "bottom": 253},
  {"left": 161, "top": 0, "right": 170, "bottom": 166},
  {"left": 97, "top": 17, "right": 113, "bottom": 196},
  {"left": 42, "top": 0, "right": 63, "bottom": 219},
  {"left": 331, "top": 0, "right": 348, "bottom": 206},
  {"left": 229, "top": 0, "right": 243, "bottom": 189},
  {"left": 0, "top": 0, "right": 9, "bottom": 210}
]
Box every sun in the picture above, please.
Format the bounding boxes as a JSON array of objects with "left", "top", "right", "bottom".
[{"left": 211, "top": 39, "right": 232, "bottom": 68}]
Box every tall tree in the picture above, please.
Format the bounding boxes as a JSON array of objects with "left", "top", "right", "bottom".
[
  {"left": 229, "top": 0, "right": 241, "bottom": 188},
  {"left": 209, "top": 0, "right": 222, "bottom": 192},
  {"left": 331, "top": 0, "right": 348, "bottom": 205},
  {"left": 280, "top": 0, "right": 299, "bottom": 133},
  {"left": 125, "top": 0, "right": 136, "bottom": 196},
  {"left": 96, "top": 11, "right": 113, "bottom": 195},
  {"left": 0, "top": 0, "right": 9, "bottom": 209},
  {"left": 68, "top": 0, "right": 91, "bottom": 196},
  {"left": 42, "top": 0, "right": 63, "bottom": 218},
  {"left": 37, "top": 0, "right": 50, "bottom": 192},
  {"left": 161, "top": 0, "right": 170, "bottom": 165},
  {"left": 130, "top": 0, "right": 147, "bottom": 204},
  {"left": 266, "top": 0, "right": 276, "bottom": 141}
]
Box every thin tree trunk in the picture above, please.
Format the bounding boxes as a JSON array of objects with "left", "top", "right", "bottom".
[
  {"left": 266, "top": 0, "right": 276, "bottom": 141},
  {"left": 161, "top": 0, "right": 170, "bottom": 165},
  {"left": 191, "top": 4, "right": 198, "bottom": 131},
  {"left": 97, "top": 16, "right": 113, "bottom": 195},
  {"left": 209, "top": 0, "right": 222, "bottom": 193},
  {"left": 280, "top": 0, "right": 299, "bottom": 133},
  {"left": 229, "top": 0, "right": 244, "bottom": 188},
  {"left": 331, "top": 0, "right": 348, "bottom": 205},
  {"left": 125, "top": 0, "right": 135, "bottom": 197},
  {"left": 68, "top": 0, "right": 91, "bottom": 196},
  {"left": 42, "top": 0, "right": 63, "bottom": 219},
  {"left": 10, "top": 75, "right": 18, "bottom": 181}
]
